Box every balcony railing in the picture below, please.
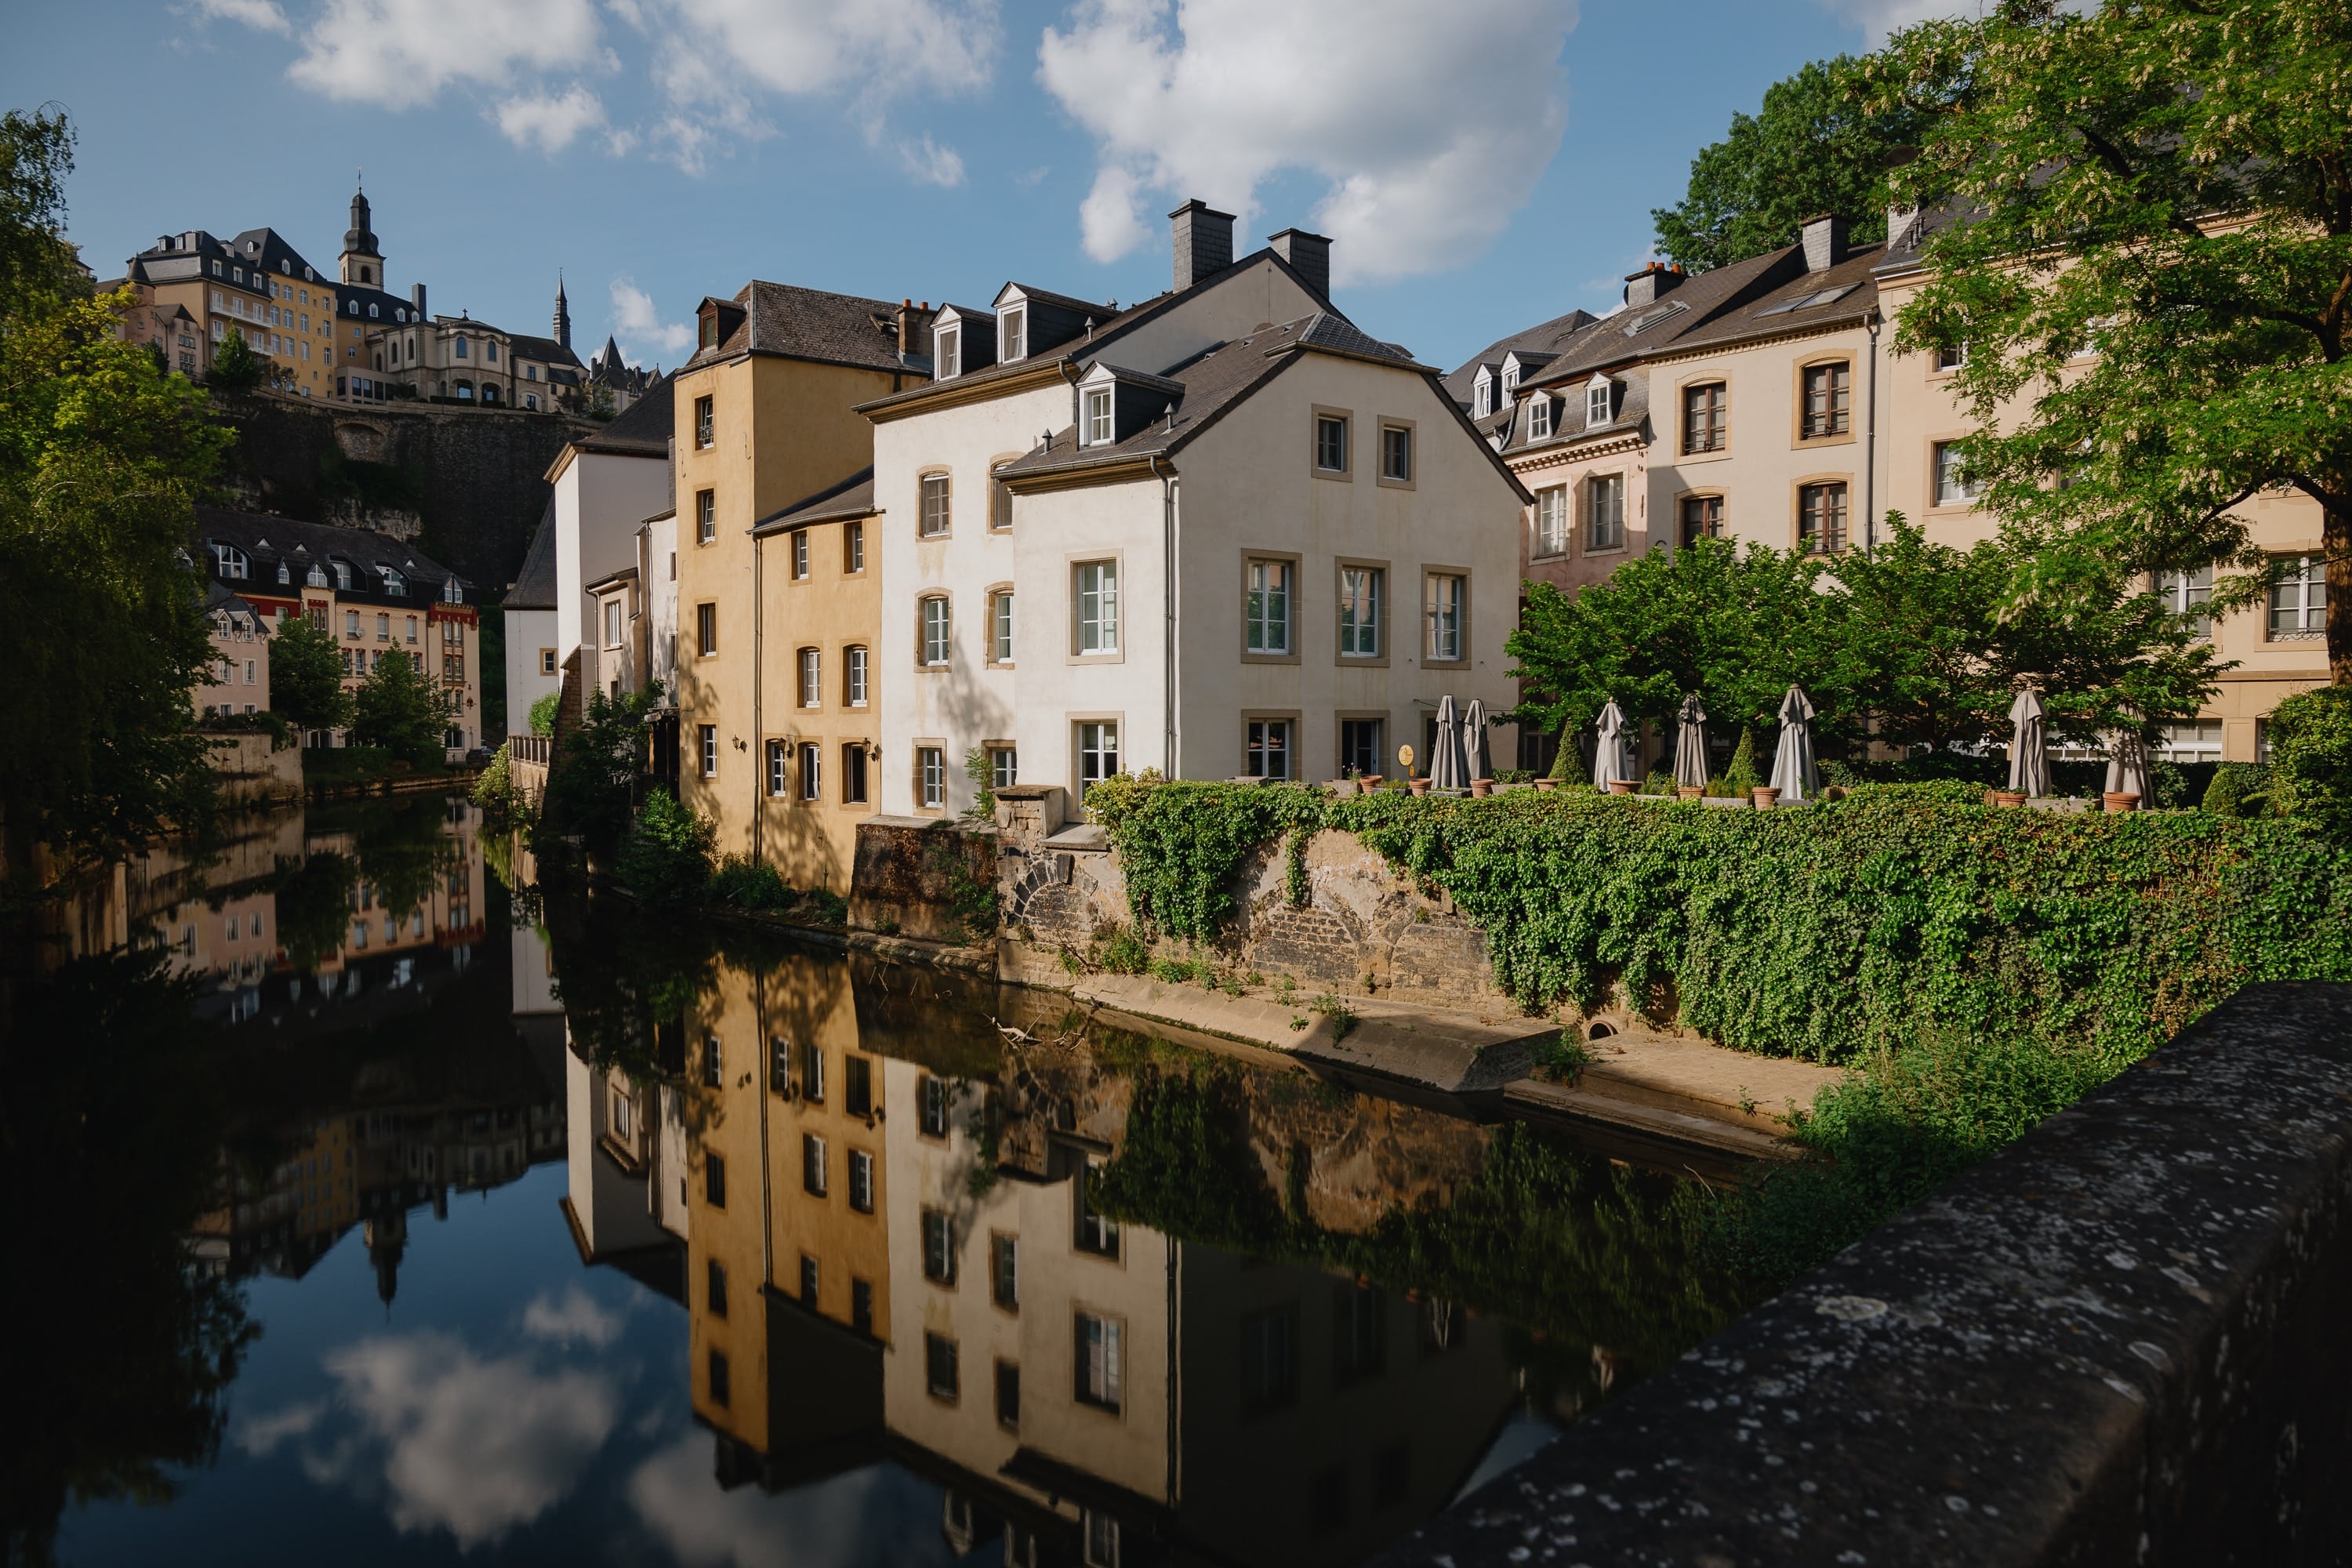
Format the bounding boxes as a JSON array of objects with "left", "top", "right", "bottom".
[{"left": 508, "top": 734, "right": 550, "bottom": 766}]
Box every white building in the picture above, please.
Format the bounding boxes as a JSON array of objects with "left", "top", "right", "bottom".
[
  {"left": 864, "top": 204, "right": 1528, "bottom": 814},
  {"left": 544, "top": 379, "right": 673, "bottom": 691},
  {"left": 503, "top": 506, "right": 559, "bottom": 739}
]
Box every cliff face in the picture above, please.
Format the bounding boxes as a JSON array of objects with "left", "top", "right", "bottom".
[{"left": 211, "top": 390, "right": 599, "bottom": 593}]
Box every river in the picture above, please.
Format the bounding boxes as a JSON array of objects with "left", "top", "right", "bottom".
[{"left": 4, "top": 797, "right": 1745, "bottom": 1566}]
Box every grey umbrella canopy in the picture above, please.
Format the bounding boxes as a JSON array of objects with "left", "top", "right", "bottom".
[
  {"left": 1767, "top": 685, "right": 1820, "bottom": 801},
  {"left": 1461, "top": 697, "right": 1490, "bottom": 782},
  {"left": 1672, "top": 693, "right": 1711, "bottom": 789},
  {"left": 2103, "top": 710, "right": 2153, "bottom": 800},
  {"left": 1429, "top": 695, "right": 1467, "bottom": 790},
  {"left": 2007, "top": 688, "right": 2050, "bottom": 797},
  {"left": 1592, "top": 700, "right": 1630, "bottom": 789}
]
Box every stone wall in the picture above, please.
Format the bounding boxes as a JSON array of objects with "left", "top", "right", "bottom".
[
  {"left": 213, "top": 389, "right": 597, "bottom": 593},
  {"left": 205, "top": 731, "right": 303, "bottom": 805},
  {"left": 847, "top": 816, "right": 996, "bottom": 944},
  {"left": 993, "top": 785, "right": 1513, "bottom": 1013},
  {"left": 1377, "top": 982, "right": 2352, "bottom": 1568}
]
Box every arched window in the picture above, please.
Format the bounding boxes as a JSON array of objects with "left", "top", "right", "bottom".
[
  {"left": 454, "top": 338, "right": 469, "bottom": 359},
  {"left": 368, "top": 303, "right": 379, "bottom": 318},
  {"left": 484, "top": 340, "right": 497, "bottom": 363},
  {"left": 347, "top": 299, "right": 358, "bottom": 314},
  {"left": 362, "top": 265, "right": 374, "bottom": 283},
  {"left": 211, "top": 542, "right": 249, "bottom": 579},
  {"left": 380, "top": 568, "right": 405, "bottom": 596},
  {"left": 456, "top": 382, "right": 474, "bottom": 400}
]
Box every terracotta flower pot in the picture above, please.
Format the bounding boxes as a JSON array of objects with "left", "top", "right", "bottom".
[
  {"left": 1677, "top": 786, "right": 1703, "bottom": 800},
  {"left": 1408, "top": 778, "right": 1430, "bottom": 797},
  {"left": 1534, "top": 778, "right": 1558, "bottom": 793},
  {"left": 1751, "top": 786, "right": 1781, "bottom": 809},
  {"left": 1993, "top": 790, "right": 2027, "bottom": 808},
  {"left": 1607, "top": 779, "right": 1636, "bottom": 796},
  {"left": 1471, "top": 778, "right": 1494, "bottom": 797},
  {"left": 2103, "top": 790, "right": 2140, "bottom": 814}
]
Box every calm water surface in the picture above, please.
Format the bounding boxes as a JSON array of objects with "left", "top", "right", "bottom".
[{"left": 8, "top": 798, "right": 1741, "bottom": 1566}]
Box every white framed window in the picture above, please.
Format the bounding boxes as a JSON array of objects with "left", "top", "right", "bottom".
[
  {"left": 1077, "top": 723, "right": 1119, "bottom": 800},
  {"left": 1501, "top": 365, "right": 1519, "bottom": 402},
  {"left": 604, "top": 600, "right": 622, "bottom": 648},
  {"left": 1076, "top": 562, "right": 1118, "bottom": 652},
  {"left": 1246, "top": 560, "right": 1292, "bottom": 654},
  {"left": 1315, "top": 414, "right": 1348, "bottom": 472},
  {"left": 845, "top": 645, "right": 869, "bottom": 706},
  {"left": 800, "top": 742, "right": 822, "bottom": 801},
  {"left": 991, "top": 748, "right": 1018, "bottom": 789},
  {"left": 849, "top": 1149, "right": 874, "bottom": 1212},
  {"left": 1527, "top": 397, "right": 1552, "bottom": 441},
  {"left": 993, "top": 591, "right": 1014, "bottom": 662},
  {"left": 845, "top": 520, "right": 866, "bottom": 572},
  {"left": 1586, "top": 474, "right": 1626, "bottom": 551},
  {"left": 2158, "top": 568, "right": 2213, "bottom": 640},
  {"left": 212, "top": 543, "right": 249, "bottom": 579},
  {"left": 1075, "top": 1312, "right": 1123, "bottom": 1413},
  {"left": 920, "top": 597, "right": 952, "bottom": 666},
  {"left": 799, "top": 648, "right": 822, "bottom": 707},
  {"left": 919, "top": 746, "right": 946, "bottom": 808},
  {"left": 699, "top": 724, "right": 717, "bottom": 779},
  {"left": 1425, "top": 572, "right": 1465, "bottom": 661},
  {"left": 768, "top": 741, "right": 788, "bottom": 797},
  {"left": 1338, "top": 567, "right": 1382, "bottom": 657},
  {"left": 1933, "top": 441, "right": 1980, "bottom": 506},
  {"left": 1473, "top": 375, "right": 1492, "bottom": 419},
  {"left": 792, "top": 530, "right": 810, "bottom": 579},
  {"left": 920, "top": 474, "right": 951, "bottom": 537},
  {"left": 2269, "top": 555, "right": 2326, "bottom": 639},
  {"left": 1586, "top": 378, "right": 1612, "bottom": 428},
  {"left": 1381, "top": 424, "right": 1413, "bottom": 481},
  {"left": 696, "top": 489, "right": 716, "bottom": 544},
  {"left": 1000, "top": 307, "right": 1025, "bottom": 363},
  {"left": 1535, "top": 487, "right": 1569, "bottom": 557},
  {"left": 1246, "top": 720, "right": 1293, "bottom": 780},
  {"left": 936, "top": 325, "right": 960, "bottom": 378},
  {"left": 1083, "top": 387, "right": 1113, "bottom": 446},
  {"left": 1936, "top": 343, "right": 1967, "bottom": 372},
  {"left": 2158, "top": 720, "right": 2223, "bottom": 762}
]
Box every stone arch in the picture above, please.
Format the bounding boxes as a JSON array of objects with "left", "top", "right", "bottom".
[{"left": 333, "top": 419, "right": 390, "bottom": 462}]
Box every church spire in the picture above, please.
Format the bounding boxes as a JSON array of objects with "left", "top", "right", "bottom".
[{"left": 553, "top": 270, "right": 572, "bottom": 351}]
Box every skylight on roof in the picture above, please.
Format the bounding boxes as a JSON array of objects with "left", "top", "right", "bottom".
[
  {"left": 1623, "top": 300, "right": 1689, "bottom": 336},
  {"left": 1759, "top": 283, "right": 1858, "bottom": 317}
]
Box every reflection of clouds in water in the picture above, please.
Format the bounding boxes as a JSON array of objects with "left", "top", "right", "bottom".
[
  {"left": 245, "top": 1329, "right": 619, "bottom": 1549},
  {"left": 236, "top": 1398, "right": 327, "bottom": 1454},
  {"left": 521, "top": 1284, "right": 632, "bottom": 1348},
  {"left": 628, "top": 1436, "right": 953, "bottom": 1568}
]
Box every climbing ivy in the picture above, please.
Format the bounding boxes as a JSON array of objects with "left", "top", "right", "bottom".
[{"left": 1087, "top": 782, "right": 2352, "bottom": 1070}]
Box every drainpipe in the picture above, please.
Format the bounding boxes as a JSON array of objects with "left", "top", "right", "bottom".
[
  {"left": 750, "top": 526, "right": 764, "bottom": 863},
  {"left": 1864, "top": 310, "right": 1882, "bottom": 556},
  {"left": 1151, "top": 454, "right": 1178, "bottom": 779}
]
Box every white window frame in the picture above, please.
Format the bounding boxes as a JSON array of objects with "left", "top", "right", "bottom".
[
  {"left": 846, "top": 645, "right": 869, "bottom": 706},
  {"left": 1076, "top": 722, "right": 1119, "bottom": 801},
  {"left": 1933, "top": 441, "right": 1981, "bottom": 506},
  {"left": 1586, "top": 473, "right": 1626, "bottom": 551},
  {"left": 919, "top": 746, "right": 946, "bottom": 809},
  {"left": 1535, "top": 486, "right": 1569, "bottom": 557},
  {"left": 768, "top": 740, "right": 788, "bottom": 797},
  {"left": 1585, "top": 376, "right": 1613, "bottom": 429},
  {"left": 2269, "top": 554, "right": 2326, "bottom": 640},
  {"left": 1338, "top": 566, "right": 1382, "bottom": 657},
  {"left": 792, "top": 530, "right": 810, "bottom": 579},
  {"left": 800, "top": 741, "right": 822, "bottom": 801},
  {"left": 1246, "top": 719, "right": 1294, "bottom": 781},
  {"left": 1425, "top": 572, "right": 1466, "bottom": 662},
  {"left": 1075, "top": 562, "right": 1118, "bottom": 653},
  {"left": 1000, "top": 307, "right": 1025, "bottom": 363},
  {"left": 920, "top": 597, "right": 952, "bottom": 666},
  {"left": 1245, "top": 559, "right": 1292, "bottom": 655},
  {"left": 799, "top": 647, "right": 822, "bottom": 708},
  {"left": 920, "top": 474, "right": 951, "bottom": 538},
  {"left": 1527, "top": 397, "right": 1552, "bottom": 441},
  {"left": 1083, "top": 386, "right": 1113, "bottom": 447},
  {"left": 935, "top": 325, "right": 960, "bottom": 379}
]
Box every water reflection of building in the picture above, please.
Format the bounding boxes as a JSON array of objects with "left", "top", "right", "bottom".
[{"left": 565, "top": 947, "right": 1523, "bottom": 1567}]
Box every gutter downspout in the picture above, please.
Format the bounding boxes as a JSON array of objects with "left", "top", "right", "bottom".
[
  {"left": 1151, "top": 454, "right": 1178, "bottom": 779},
  {"left": 1863, "top": 309, "right": 1882, "bottom": 557},
  {"left": 750, "top": 525, "right": 764, "bottom": 863}
]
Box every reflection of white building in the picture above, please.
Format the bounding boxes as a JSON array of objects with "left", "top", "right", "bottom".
[{"left": 560, "top": 1045, "right": 689, "bottom": 1301}]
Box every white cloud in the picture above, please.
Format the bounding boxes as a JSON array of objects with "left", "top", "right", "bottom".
[
  {"left": 495, "top": 84, "right": 608, "bottom": 154},
  {"left": 896, "top": 133, "right": 967, "bottom": 188},
  {"left": 626, "top": 1439, "right": 950, "bottom": 1568},
  {"left": 318, "top": 1331, "right": 619, "bottom": 1548},
  {"left": 236, "top": 1399, "right": 327, "bottom": 1454},
  {"left": 659, "top": 0, "right": 997, "bottom": 98},
  {"left": 285, "top": 0, "right": 606, "bottom": 111},
  {"left": 190, "top": 0, "right": 292, "bottom": 33},
  {"left": 1039, "top": 0, "right": 1577, "bottom": 285},
  {"left": 521, "top": 1285, "right": 630, "bottom": 1347},
  {"left": 611, "top": 277, "right": 695, "bottom": 357},
  {"left": 1813, "top": 0, "right": 1976, "bottom": 44}
]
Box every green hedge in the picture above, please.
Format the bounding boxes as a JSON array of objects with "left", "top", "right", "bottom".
[{"left": 1087, "top": 781, "right": 2352, "bottom": 1069}]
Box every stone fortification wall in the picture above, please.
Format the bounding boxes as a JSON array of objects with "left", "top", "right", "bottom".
[
  {"left": 847, "top": 816, "right": 996, "bottom": 944},
  {"left": 212, "top": 390, "right": 597, "bottom": 593},
  {"left": 1380, "top": 982, "right": 2352, "bottom": 1568}
]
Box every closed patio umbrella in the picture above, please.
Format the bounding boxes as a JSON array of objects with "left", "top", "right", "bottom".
[
  {"left": 2007, "top": 688, "right": 2050, "bottom": 797},
  {"left": 2103, "top": 711, "right": 2153, "bottom": 801},
  {"left": 1672, "top": 693, "right": 1711, "bottom": 790},
  {"left": 1592, "top": 700, "right": 1629, "bottom": 789},
  {"left": 1429, "top": 694, "right": 1468, "bottom": 790},
  {"left": 1461, "top": 697, "right": 1491, "bottom": 782},
  {"left": 1768, "top": 685, "right": 1821, "bottom": 802}
]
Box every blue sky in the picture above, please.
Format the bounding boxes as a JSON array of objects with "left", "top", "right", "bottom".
[{"left": 5, "top": 0, "right": 1943, "bottom": 375}]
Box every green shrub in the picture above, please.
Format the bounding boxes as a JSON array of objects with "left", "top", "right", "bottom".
[
  {"left": 528, "top": 691, "right": 560, "bottom": 738},
  {"left": 1100, "top": 926, "right": 1151, "bottom": 975},
  {"left": 613, "top": 789, "right": 715, "bottom": 906},
  {"left": 1722, "top": 728, "right": 1760, "bottom": 797},
  {"left": 1837, "top": 778, "right": 1984, "bottom": 806},
  {"left": 2201, "top": 762, "right": 2274, "bottom": 819},
  {"left": 710, "top": 854, "right": 796, "bottom": 912},
  {"left": 1531, "top": 1029, "right": 1593, "bottom": 1079},
  {"left": 471, "top": 742, "right": 524, "bottom": 822},
  {"left": 1150, "top": 955, "right": 1200, "bottom": 984},
  {"left": 2269, "top": 685, "right": 2352, "bottom": 836},
  {"left": 1642, "top": 769, "right": 1675, "bottom": 796},
  {"left": 804, "top": 889, "right": 848, "bottom": 925}
]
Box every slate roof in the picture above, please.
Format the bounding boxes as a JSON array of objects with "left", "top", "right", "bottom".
[
  {"left": 506, "top": 503, "right": 559, "bottom": 609},
  {"left": 192, "top": 505, "right": 473, "bottom": 605},
  {"left": 756, "top": 468, "right": 877, "bottom": 532},
  {"left": 686, "top": 281, "right": 915, "bottom": 374},
  {"left": 1000, "top": 282, "right": 1119, "bottom": 318},
  {"left": 507, "top": 332, "right": 583, "bottom": 370},
  {"left": 1441, "top": 308, "right": 1599, "bottom": 409},
  {"left": 574, "top": 372, "right": 673, "bottom": 456}
]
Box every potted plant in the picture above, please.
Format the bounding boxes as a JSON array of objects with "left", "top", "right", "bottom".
[
  {"left": 2102, "top": 790, "right": 2140, "bottom": 813},
  {"left": 1676, "top": 785, "right": 1703, "bottom": 800},
  {"left": 1993, "top": 789, "right": 2027, "bottom": 808},
  {"left": 1408, "top": 776, "right": 1430, "bottom": 797},
  {"left": 1751, "top": 786, "right": 1781, "bottom": 808},
  {"left": 1471, "top": 778, "right": 1494, "bottom": 797},
  {"left": 1608, "top": 779, "right": 1636, "bottom": 796}
]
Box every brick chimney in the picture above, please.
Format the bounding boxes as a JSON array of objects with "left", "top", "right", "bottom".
[
  {"left": 1170, "top": 199, "right": 1236, "bottom": 293},
  {"left": 1269, "top": 228, "right": 1333, "bottom": 300},
  {"left": 1622, "top": 261, "right": 1686, "bottom": 310},
  {"left": 1802, "top": 212, "right": 1849, "bottom": 273},
  {"left": 895, "top": 299, "right": 934, "bottom": 358}
]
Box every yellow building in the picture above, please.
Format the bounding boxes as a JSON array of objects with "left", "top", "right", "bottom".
[
  {"left": 118, "top": 224, "right": 342, "bottom": 397},
  {"left": 670, "top": 284, "right": 928, "bottom": 891}
]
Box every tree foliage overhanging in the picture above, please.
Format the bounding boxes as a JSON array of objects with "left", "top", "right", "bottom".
[
  {"left": 347, "top": 648, "right": 445, "bottom": 766},
  {"left": 1857, "top": 0, "right": 2352, "bottom": 683},
  {"left": 266, "top": 612, "right": 351, "bottom": 735}
]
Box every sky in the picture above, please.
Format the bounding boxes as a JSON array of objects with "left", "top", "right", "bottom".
[{"left": 3, "top": 0, "right": 1963, "bottom": 376}]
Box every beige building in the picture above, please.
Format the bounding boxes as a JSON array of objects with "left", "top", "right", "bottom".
[
  {"left": 118, "top": 223, "right": 344, "bottom": 397},
  {"left": 670, "top": 282, "right": 927, "bottom": 891},
  {"left": 197, "top": 581, "right": 271, "bottom": 719}
]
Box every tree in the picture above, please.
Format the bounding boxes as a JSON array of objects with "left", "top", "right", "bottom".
[
  {"left": 540, "top": 683, "right": 662, "bottom": 858},
  {"left": 1860, "top": 0, "right": 2352, "bottom": 684},
  {"left": 348, "top": 648, "right": 445, "bottom": 765},
  {"left": 0, "top": 107, "right": 231, "bottom": 884},
  {"left": 1653, "top": 57, "right": 1929, "bottom": 272},
  {"left": 266, "top": 613, "right": 350, "bottom": 737},
  {"left": 206, "top": 325, "right": 263, "bottom": 393}
]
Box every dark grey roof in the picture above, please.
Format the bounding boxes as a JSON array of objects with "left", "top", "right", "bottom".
[
  {"left": 506, "top": 332, "right": 583, "bottom": 370},
  {"left": 192, "top": 505, "right": 472, "bottom": 605},
  {"left": 686, "top": 281, "right": 916, "bottom": 373},
  {"left": 575, "top": 372, "right": 673, "bottom": 456},
  {"left": 1442, "top": 310, "right": 1598, "bottom": 407},
  {"left": 1001, "top": 283, "right": 1118, "bottom": 318},
  {"left": 1290, "top": 310, "right": 1415, "bottom": 364},
  {"left": 1646, "top": 243, "right": 1882, "bottom": 358},
  {"left": 755, "top": 468, "right": 877, "bottom": 532},
  {"left": 936, "top": 302, "right": 996, "bottom": 323},
  {"left": 203, "top": 579, "right": 261, "bottom": 620},
  {"left": 506, "top": 503, "right": 559, "bottom": 609}
]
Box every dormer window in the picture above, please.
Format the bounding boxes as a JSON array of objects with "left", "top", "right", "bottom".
[
  {"left": 1502, "top": 366, "right": 1519, "bottom": 401},
  {"left": 1083, "top": 386, "right": 1113, "bottom": 446},
  {"left": 1529, "top": 397, "right": 1552, "bottom": 441},
  {"left": 1000, "top": 307, "right": 1025, "bottom": 363},
  {"left": 368, "top": 304, "right": 379, "bottom": 318},
  {"left": 332, "top": 561, "right": 354, "bottom": 590},
  {"left": 307, "top": 564, "right": 328, "bottom": 587},
  {"left": 210, "top": 543, "right": 249, "bottom": 579},
  {"left": 380, "top": 568, "right": 406, "bottom": 596},
  {"left": 1473, "top": 372, "right": 1493, "bottom": 419},
  {"left": 1586, "top": 377, "right": 1613, "bottom": 429},
  {"left": 441, "top": 578, "right": 463, "bottom": 604},
  {"left": 277, "top": 561, "right": 291, "bottom": 584},
  {"left": 936, "top": 325, "right": 960, "bottom": 379}
]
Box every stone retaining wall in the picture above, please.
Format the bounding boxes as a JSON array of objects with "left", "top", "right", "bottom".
[
  {"left": 847, "top": 815, "right": 995, "bottom": 944},
  {"left": 1377, "top": 982, "right": 2352, "bottom": 1568}
]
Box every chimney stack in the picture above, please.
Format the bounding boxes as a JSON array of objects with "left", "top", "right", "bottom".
[
  {"left": 1621, "top": 261, "right": 1686, "bottom": 310},
  {"left": 1885, "top": 203, "right": 1918, "bottom": 252},
  {"left": 411, "top": 281, "right": 427, "bottom": 319},
  {"left": 1801, "top": 212, "right": 1849, "bottom": 273},
  {"left": 1170, "top": 199, "right": 1236, "bottom": 293},
  {"left": 1269, "top": 229, "right": 1333, "bottom": 301}
]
